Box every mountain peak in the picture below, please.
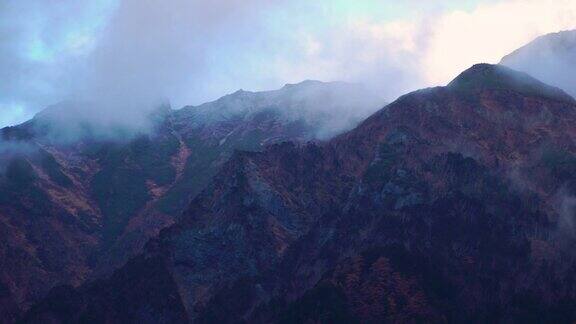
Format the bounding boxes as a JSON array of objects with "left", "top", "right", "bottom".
[
  {"left": 230, "top": 89, "right": 252, "bottom": 96},
  {"left": 499, "top": 30, "right": 576, "bottom": 97},
  {"left": 501, "top": 30, "right": 576, "bottom": 64},
  {"left": 448, "top": 63, "right": 575, "bottom": 103},
  {"left": 282, "top": 79, "right": 326, "bottom": 89}
]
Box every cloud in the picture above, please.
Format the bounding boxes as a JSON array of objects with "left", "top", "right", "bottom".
[
  {"left": 0, "top": 0, "right": 113, "bottom": 126},
  {"left": 1, "top": 0, "right": 576, "bottom": 129},
  {"left": 0, "top": 0, "right": 286, "bottom": 130},
  {"left": 72, "top": 0, "right": 284, "bottom": 118},
  {"left": 273, "top": 0, "right": 576, "bottom": 99},
  {"left": 421, "top": 0, "right": 576, "bottom": 85}
]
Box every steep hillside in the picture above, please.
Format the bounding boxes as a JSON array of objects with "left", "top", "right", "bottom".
[
  {"left": 24, "top": 64, "right": 576, "bottom": 322},
  {"left": 0, "top": 81, "right": 382, "bottom": 320}
]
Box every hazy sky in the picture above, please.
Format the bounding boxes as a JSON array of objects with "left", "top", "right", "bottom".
[{"left": 1, "top": 0, "right": 575, "bottom": 127}]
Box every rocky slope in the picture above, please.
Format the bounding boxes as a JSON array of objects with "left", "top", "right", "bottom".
[
  {"left": 23, "top": 64, "right": 576, "bottom": 323},
  {"left": 501, "top": 29, "right": 576, "bottom": 96},
  {"left": 0, "top": 81, "right": 381, "bottom": 321}
]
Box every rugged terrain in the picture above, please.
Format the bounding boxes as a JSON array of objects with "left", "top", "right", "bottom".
[
  {"left": 0, "top": 80, "right": 381, "bottom": 322},
  {"left": 22, "top": 64, "right": 576, "bottom": 323}
]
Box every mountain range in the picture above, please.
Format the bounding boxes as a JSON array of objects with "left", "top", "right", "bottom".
[
  {"left": 0, "top": 81, "right": 381, "bottom": 322},
  {"left": 3, "top": 31, "right": 576, "bottom": 323}
]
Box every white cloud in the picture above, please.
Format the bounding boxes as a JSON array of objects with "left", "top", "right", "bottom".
[
  {"left": 265, "top": 0, "right": 576, "bottom": 102},
  {"left": 422, "top": 0, "right": 576, "bottom": 85}
]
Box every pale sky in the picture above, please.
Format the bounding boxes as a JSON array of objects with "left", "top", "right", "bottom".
[{"left": 1, "top": 0, "right": 575, "bottom": 127}]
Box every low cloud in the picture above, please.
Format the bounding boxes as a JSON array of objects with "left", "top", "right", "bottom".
[
  {"left": 0, "top": 139, "right": 38, "bottom": 174},
  {"left": 1, "top": 0, "right": 576, "bottom": 131}
]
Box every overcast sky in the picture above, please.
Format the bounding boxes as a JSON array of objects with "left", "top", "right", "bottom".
[{"left": 1, "top": 0, "right": 575, "bottom": 127}]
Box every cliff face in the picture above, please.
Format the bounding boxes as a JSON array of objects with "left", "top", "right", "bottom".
[
  {"left": 24, "top": 64, "right": 576, "bottom": 322},
  {"left": 0, "top": 81, "right": 381, "bottom": 320}
]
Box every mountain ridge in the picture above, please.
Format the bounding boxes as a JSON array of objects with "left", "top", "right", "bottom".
[
  {"left": 23, "top": 64, "right": 576, "bottom": 322},
  {"left": 448, "top": 63, "right": 575, "bottom": 103},
  {"left": 0, "top": 79, "right": 383, "bottom": 321}
]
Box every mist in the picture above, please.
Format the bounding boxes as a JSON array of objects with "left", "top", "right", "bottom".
[
  {"left": 554, "top": 187, "right": 576, "bottom": 240},
  {"left": 501, "top": 30, "right": 576, "bottom": 97},
  {"left": 184, "top": 80, "right": 385, "bottom": 141},
  {"left": 2, "top": 0, "right": 576, "bottom": 133},
  {"left": 24, "top": 0, "right": 287, "bottom": 135},
  {"left": 1, "top": 0, "right": 289, "bottom": 133},
  {"left": 0, "top": 138, "right": 38, "bottom": 176}
]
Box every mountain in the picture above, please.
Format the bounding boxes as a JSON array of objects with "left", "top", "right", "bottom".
[
  {"left": 501, "top": 29, "right": 576, "bottom": 96},
  {"left": 0, "top": 80, "right": 382, "bottom": 321},
  {"left": 23, "top": 64, "right": 576, "bottom": 323}
]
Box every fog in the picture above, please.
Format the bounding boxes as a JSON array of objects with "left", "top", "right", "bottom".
[
  {"left": 554, "top": 187, "right": 576, "bottom": 240},
  {"left": 0, "top": 139, "right": 37, "bottom": 175},
  {"left": 1, "top": 0, "right": 290, "bottom": 134},
  {"left": 501, "top": 30, "right": 576, "bottom": 97},
  {"left": 1, "top": 0, "right": 576, "bottom": 134},
  {"left": 184, "top": 80, "right": 384, "bottom": 140}
]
